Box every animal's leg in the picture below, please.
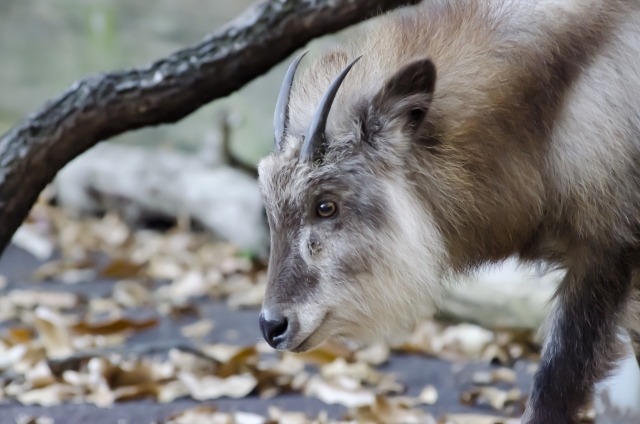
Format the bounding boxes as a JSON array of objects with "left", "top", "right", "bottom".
[
  {"left": 623, "top": 300, "right": 640, "bottom": 367},
  {"left": 631, "top": 331, "right": 640, "bottom": 367},
  {"left": 523, "top": 253, "right": 632, "bottom": 424},
  {"left": 625, "top": 274, "right": 640, "bottom": 367}
]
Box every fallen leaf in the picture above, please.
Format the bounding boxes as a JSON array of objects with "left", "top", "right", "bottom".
[
  {"left": 9, "top": 290, "right": 79, "bottom": 310},
  {"left": 294, "top": 341, "right": 352, "bottom": 366},
  {"left": 169, "top": 349, "right": 217, "bottom": 375},
  {"left": 158, "top": 380, "right": 190, "bottom": 403},
  {"left": 321, "top": 358, "right": 381, "bottom": 386},
  {"left": 201, "top": 344, "right": 242, "bottom": 363},
  {"left": 234, "top": 411, "right": 267, "bottom": 424},
  {"left": 100, "top": 259, "right": 145, "bottom": 279},
  {"left": 6, "top": 328, "right": 34, "bottom": 345},
  {"left": 420, "top": 385, "right": 439, "bottom": 405},
  {"left": 179, "top": 372, "right": 257, "bottom": 400},
  {"left": 15, "top": 415, "right": 55, "bottom": 424},
  {"left": 72, "top": 317, "right": 158, "bottom": 336},
  {"left": 16, "top": 383, "right": 81, "bottom": 406},
  {"left": 439, "top": 414, "right": 521, "bottom": 424},
  {"left": 112, "top": 382, "right": 159, "bottom": 402},
  {"left": 181, "top": 319, "right": 214, "bottom": 339},
  {"left": 267, "top": 406, "right": 310, "bottom": 424},
  {"left": 113, "top": 280, "right": 152, "bottom": 308},
  {"left": 460, "top": 386, "right": 523, "bottom": 411},
  {"left": 32, "top": 307, "right": 74, "bottom": 358},
  {"left": 166, "top": 406, "right": 233, "bottom": 424},
  {"left": 355, "top": 343, "right": 390, "bottom": 366},
  {"left": 368, "top": 395, "right": 437, "bottom": 424},
  {"left": 304, "top": 374, "right": 375, "bottom": 407},
  {"left": 215, "top": 346, "right": 258, "bottom": 378}
]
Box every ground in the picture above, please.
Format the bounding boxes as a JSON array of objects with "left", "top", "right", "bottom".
[{"left": 0, "top": 245, "right": 534, "bottom": 424}]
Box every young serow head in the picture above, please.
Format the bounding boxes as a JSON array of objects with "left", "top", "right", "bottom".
[{"left": 258, "top": 50, "right": 446, "bottom": 352}]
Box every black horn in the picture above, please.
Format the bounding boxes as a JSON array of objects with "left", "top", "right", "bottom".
[
  {"left": 300, "top": 56, "right": 362, "bottom": 162},
  {"left": 274, "top": 50, "right": 309, "bottom": 152}
]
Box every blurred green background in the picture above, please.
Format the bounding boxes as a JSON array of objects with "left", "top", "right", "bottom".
[{"left": 0, "top": 0, "right": 360, "bottom": 165}]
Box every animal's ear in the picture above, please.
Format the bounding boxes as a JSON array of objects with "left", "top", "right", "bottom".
[{"left": 373, "top": 59, "right": 436, "bottom": 137}]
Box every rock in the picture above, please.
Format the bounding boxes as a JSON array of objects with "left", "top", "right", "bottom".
[{"left": 441, "top": 257, "right": 561, "bottom": 332}]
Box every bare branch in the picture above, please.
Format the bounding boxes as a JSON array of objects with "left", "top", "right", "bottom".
[{"left": 0, "top": 0, "right": 419, "bottom": 254}]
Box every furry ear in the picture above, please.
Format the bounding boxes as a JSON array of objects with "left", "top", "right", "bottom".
[{"left": 373, "top": 59, "right": 436, "bottom": 137}]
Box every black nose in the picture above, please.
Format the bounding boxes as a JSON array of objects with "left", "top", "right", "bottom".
[{"left": 259, "top": 312, "right": 289, "bottom": 348}]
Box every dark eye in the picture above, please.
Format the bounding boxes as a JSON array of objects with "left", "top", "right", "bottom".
[{"left": 317, "top": 201, "right": 337, "bottom": 218}]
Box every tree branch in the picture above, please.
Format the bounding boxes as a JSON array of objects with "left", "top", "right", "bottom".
[{"left": 0, "top": 0, "right": 419, "bottom": 254}]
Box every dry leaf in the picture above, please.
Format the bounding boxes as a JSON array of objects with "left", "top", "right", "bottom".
[
  {"left": 166, "top": 406, "right": 233, "bottom": 424},
  {"left": 9, "top": 290, "right": 79, "bottom": 310},
  {"left": 355, "top": 343, "right": 390, "bottom": 366},
  {"left": 100, "top": 259, "right": 145, "bottom": 279},
  {"left": 72, "top": 316, "right": 158, "bottom": 336},
  {"left": 7, "top": 328, "right": 35, "bottom": 344},
  {"left": 113, "top": 280, "right": 152, "bottom": 308},
  {"left": 169, "top": 349, "right": 216, "bottom": 375},
  {"left": 460, "top": 387, "right": 523, "bottom": 411},
  {"left": 369, "top": 395, "right": 437, "bottom": 424},
  {"left": 321, "top": 358, "right": 381, "bottom": 386},
  {"left": 201, "top": 344, "right": 242, "bottom": 363},
  {"left": 181, "top": 319, "right": 214, "bottom": 339},
  {"left": 492, "top": 367, "right": 517, "bottom": 384},
  {"left": 420, "top": 385, "right": 439, "bottom": 405},
  {"left": 215, "top": 346, "right": 258, "bottom": 378},
  {"left": 147, "top": 258, "right": 184, "bottom": 280},
  {"left": 304, "top": 374, "right": 375, "bottom": 407},
  {"left": 158, "top": 380, "right": 190, "bottom": 403},
  {"left": 179, "top": 372, "right": 257, "bottom": 400},
  {"left": 471, "top": 367, "right": 519, "bottom": 386},
  {"left": 267, "top": 407, "right": 310, "bottom": 424},
  {"left": 435, "top": 324, "right": 495, "bottom": 358},
  {"left": 234, "top": 411, "right": 267, "bottom": 424},
  {"left": 57, "top": 268, "right": 96, "bottom": 285},
  {"left": 16, "top": 383, "right": 81, "bottom": 406},
  {"left": 439, "top": 415, "right": 520, "bottom": 424},
  {"left": 33, "top": 260, "right": 92, "bottom": 282},
  {"left": 112, "top": 382, "right": 159, "bottom": 402},
  {"left": 0, "top": 343, "right": 30, "bottom": 370},
  {"left": 294, "top": 341, "right": 352, "bottom": 366},
  {"left": 15, "top": 415, "right": 55, "bottom": 424},
  {"left": 32, "top": 307, "right": 74, "bottom": 358}
]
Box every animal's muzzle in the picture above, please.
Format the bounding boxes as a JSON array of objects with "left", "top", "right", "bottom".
[{"left": 259, "top": 309, "right": 290, "bottom": 349}]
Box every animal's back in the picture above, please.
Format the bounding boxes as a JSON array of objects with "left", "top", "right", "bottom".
[{"left": 545, "top": 3, "right": 640, "bottom": 250}]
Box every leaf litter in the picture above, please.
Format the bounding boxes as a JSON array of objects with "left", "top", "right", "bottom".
[{"left": 0, "top": 194, "right": 558, "bottom": 423}]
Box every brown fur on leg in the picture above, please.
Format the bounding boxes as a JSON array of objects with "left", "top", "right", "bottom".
[{"left": 524, "top": 251, "right": 633, "bottom": 424}]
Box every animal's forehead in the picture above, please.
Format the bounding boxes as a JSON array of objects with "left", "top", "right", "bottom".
[
  {"left": 258, "top": 154, "right": 301, "bottom": 209},
  {"left": 258, "top": 151, "right": 353, "bottom": 213}
]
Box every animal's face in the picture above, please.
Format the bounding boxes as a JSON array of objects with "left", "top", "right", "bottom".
[{"left": 258, "top": 53, "right": 447, "bottom": 352}]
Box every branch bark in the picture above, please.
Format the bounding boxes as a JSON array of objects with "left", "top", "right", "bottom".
[{"left": 0, "top": 0, "right": 420, "bottom": 255}]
